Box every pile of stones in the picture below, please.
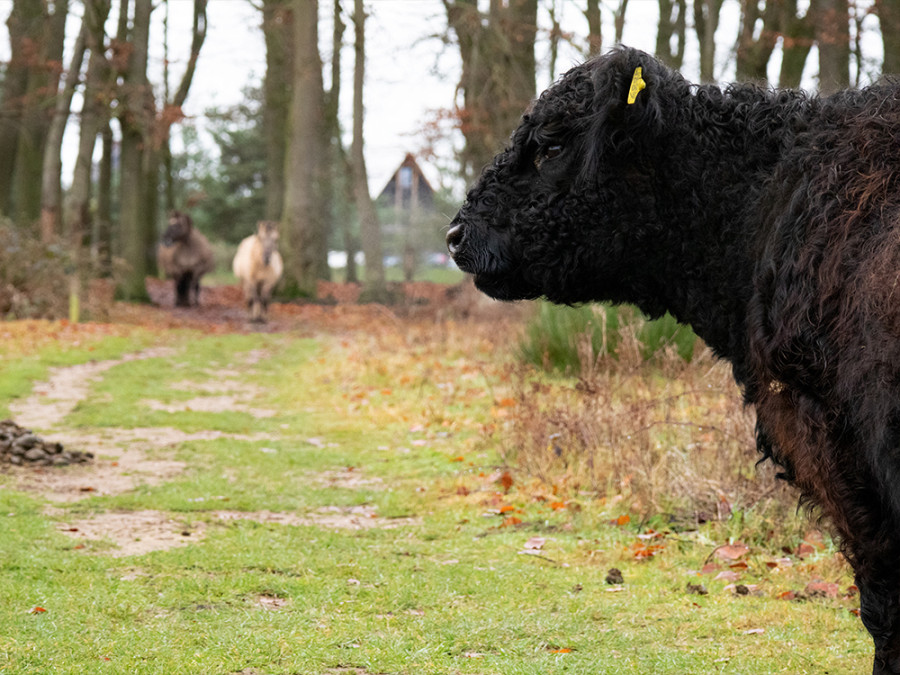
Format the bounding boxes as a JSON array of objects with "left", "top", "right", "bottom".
[{"left": 0, "top": 419, "right": 93, "bottom": 467}]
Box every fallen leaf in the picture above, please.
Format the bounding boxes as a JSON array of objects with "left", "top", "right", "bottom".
[
  {"left": 524, "top": 536, "right": 545, "bottom": 550},
  {"left": 743, "top": 628, "right": 765, "bottom": 635},
  {"left": 498, "top": 505, "right": 516, "bottom": 514},
  {"left": 496, "top": 397, "right": 517, "bottom": 407},
  {"left": 496, "top": 470, "right": 514, "bottom": 493},
  {"left": 776, "top": 590, "right": 797, "bottom": 600},
  {"left": 714, "top": 543, "right": 750, "bottom": 561},
  {"left": 714, "top": 570, "right": 740, "bottom": 582},
  {"left": 548, "top": 648, "right": 572, "bottom": 654},
  {"left": 501, "top": 516, "right": 522, "bottom": 527},
  {"left": 795, "top": 542, "right": 817, "bottom": 558},
  {"left": 615, "top": 514, "right": 631, "bottom": 526},
  {"left": 549, "top": 501, "right": 566, "bottom": 510},
  {"left": 804, "top": 580, "right": 840, "bottom": 598},
  {"left": 29, "top": 606, "right": 47, "bottom": 614}
]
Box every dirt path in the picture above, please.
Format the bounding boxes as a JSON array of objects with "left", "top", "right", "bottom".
[
  {"left": 9, "top": 347, "right": 176, "bottom": 431},
  {"left": 6, "top": 335, "right": 417, "bottom": 556}
]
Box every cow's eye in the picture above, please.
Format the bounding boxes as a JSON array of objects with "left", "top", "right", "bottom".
[{"left": 534, "top": 145, "right": 563, "bottom": 169}]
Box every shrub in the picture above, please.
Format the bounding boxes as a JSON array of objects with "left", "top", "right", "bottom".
[
  {"left": 0, "top": 223, "right": 70, "bottom": 319},
  {"left": 517, "top": 301, "right": 697, "bottom": 373}
]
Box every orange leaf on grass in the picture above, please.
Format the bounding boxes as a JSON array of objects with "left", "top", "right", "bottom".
[
  {"left": 499, "top": 505, "right": 516, "bottom": 514},
  {"left": 615, "top": 514, "right": 631, "bottom": 526},
  {"left": 549, "top": 501, "right": 567, "bottom": 511},
  {"left": 496, "top": 397, "right": 517, "bottom": 407},
  {"left": 29, "top": 606, "right": 47, "bottom": 614},
  {"left": 496, "top": 471, "right": 514, "bottom": 493},
  {"left": 501, "top": 516, "right": 522, "bottom": 527},
  {"left": 714, "top": 543, "right": 750, "bottom": 561},
  {"left": 548, "top": 648, "right": 572, "bottom": 654}
]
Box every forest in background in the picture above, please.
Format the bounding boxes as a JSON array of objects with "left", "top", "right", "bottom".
[{"left": 1, "top": 0, "right": 899, "bottom": 317}]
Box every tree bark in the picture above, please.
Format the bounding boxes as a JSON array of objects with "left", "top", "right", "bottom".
[
  {"left": 444, "top": 0, "right": 538, "bottom": 183},
  {"left": 117, "top": 0, "right": 153, "bottom": 302},
  {"left": 735, "top": 0, "right": 780, "bottom": 83},
  {"left": 877, "top": 0, "right": 900, "bottom": 74},
  {"left": 656, "top": 0, "right": 687, "bottom": 69},
  {"left": 282, "top": 0, "right": 329, "bottom": 297},
  {"left": 777, "top": 0, "right": 814, "bottom": 87},
  {"left": 694, "top": 0, "right": 723, "bottom": 82},
  {"left": 584, "top": 0, "right": 602, "bottom": 56},
  {"left": 351, "top": 0, "right": 385, "bottom": 299},
  {"left": 10, "top": 0, "right": 69, "bottom": 230},
  {"left": 0, "top": 0, "right": 33, "bottom": 216},
  {"left": 262, "top": 0, "right": 293, "bottom": 222},
  {"left": 814, "top": 0, "right": 850, "bottom": 93},
  {"left": 65, "top": 0, "right": 113, "bottom": 252},
  {"left": 40, "top": 13, "right": 89, "bottom": 242},
  {"left": 325, "top": 0, "right": 358, "bottom": 283}
]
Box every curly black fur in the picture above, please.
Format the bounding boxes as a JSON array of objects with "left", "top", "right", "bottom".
[{"left": 448, "top": 46, "right": 900, "bottom": 673}]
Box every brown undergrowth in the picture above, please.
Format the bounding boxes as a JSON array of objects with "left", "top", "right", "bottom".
[{"left": 495, "top": 322, "right": 796, "bottom": 524}]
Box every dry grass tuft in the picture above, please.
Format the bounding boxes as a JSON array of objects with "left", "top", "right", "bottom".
[{"left": 499, "top": 322, "right": 796, "bottom": 523}]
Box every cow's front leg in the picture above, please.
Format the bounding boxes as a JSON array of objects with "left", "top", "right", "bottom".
[{"left": 859, "top": 571, "right": 900, "bottom": 674}]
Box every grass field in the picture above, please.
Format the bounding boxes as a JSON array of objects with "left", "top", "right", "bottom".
[{"left": 0, "top": 311, "right": 870, "bottom": 674}]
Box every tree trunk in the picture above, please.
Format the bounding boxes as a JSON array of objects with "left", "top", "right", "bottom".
[
  {"left": 66, "top": 0, "right": 113, "bottom": 253},
  {"left": 777, "top": 0, "right": 814, "bottom": 87},
  {"left": 814, "top": 0, "right": 850, "bottom": 93},
  {"left": 584, "top": 0, "right": 602, "bottom": 56},
  {"left": 444, "top": 0, "right": 538, "bottom": 183},
  {"left": 117, "top": 0, "right": 153, "bottom": 302},
  {"left": 351, "top": 0, "right": 385, "bottom": 299},
  {"left": 735, "top": 0, "right": 780, "bottom": 82},
  {"left": 0, "top": 0, "right": 33, "bottom": 216},
  {"left": 262, "top": 0, "right": 293, "bottom": 222},
  {"left": 877, "top": 0, "right": 900, "bottom": 74},
  {"left": 40, "top": 15, "right": 88, "bottom": 242},
  {"left": 282, "top": 0, "right": 329, "bottom": 297},
  {"left": 10, "top": 0, "right": 69, "bottom": 230},
  {"left": 325, "top": 0, "right": 358, "bottom": 283},
  {"left": 656, "top": 0, "right": 687, "bottom": 69},
  {"left": 613, "top": 0, "right": 629, "bottom": 44},
  {"left": 94, "top": 123, "right": 114, "bottom": 274},
  {"left": 694, "top": 0, "right": 723, "bottom": 82}
]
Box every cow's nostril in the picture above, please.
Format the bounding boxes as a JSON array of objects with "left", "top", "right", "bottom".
[{"left": 446, "top": 223, "right": 464, "bottom": 255}]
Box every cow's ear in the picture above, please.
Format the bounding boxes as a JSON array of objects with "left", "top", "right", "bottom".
[{"left": 583, "top": 49, "right": 668, "bottom": 172}]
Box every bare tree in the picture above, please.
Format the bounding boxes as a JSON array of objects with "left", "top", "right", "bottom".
[
  {"left": 877, "top": 0, "right": 900, "bottom": 74},
  {"left": 813, "top": 0, "right": 850, "bottom": 93},
  {"left": 0, "top": 0, "right": 69, "bottom": 228},
  {"left": 444, "top": 0, "right": 538, "bottom": 183},
  {"left": 117, "top": 0, "right": 154, "bottom": 302},
  {"left": 39, "top": 10, "right": 90, "bottom": 242},
  {"left": 584, "top": 0, "right": 602, "bottom": 56},
  {"left": 66, "top": 0, "right": 114, "bottom": 259},
  {"left": 694, "top": 0, "right": 724, "bottom": 82},
  {"left": 657, "top": 0, "right": 687, "bottom": 69},
  {"left": 282, "top": 0, "right": 330, "bottom": 297},
  {"left": 777, "top": 0, "right": 815, "bottom": 87},
  {"left": 735, "top": 0, "right": 780, "bottom": 82},
  {"left": 262, "top": 0, "right": 293, "bottom": 222},
  {"left": 350, "top": 0, "right": 385, "bottom": 299}
]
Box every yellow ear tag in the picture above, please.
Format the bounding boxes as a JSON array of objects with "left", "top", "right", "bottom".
[{"left": 627, "top": 67, "right": 646, "bottom": 105}]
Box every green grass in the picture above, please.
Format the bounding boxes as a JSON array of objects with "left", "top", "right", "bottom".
[
  {"left": 518, "top": 302, "right": 697, "bottom": 373},
  {"left": 0, "top": 324, "right": 870, "bottom": 674}
]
